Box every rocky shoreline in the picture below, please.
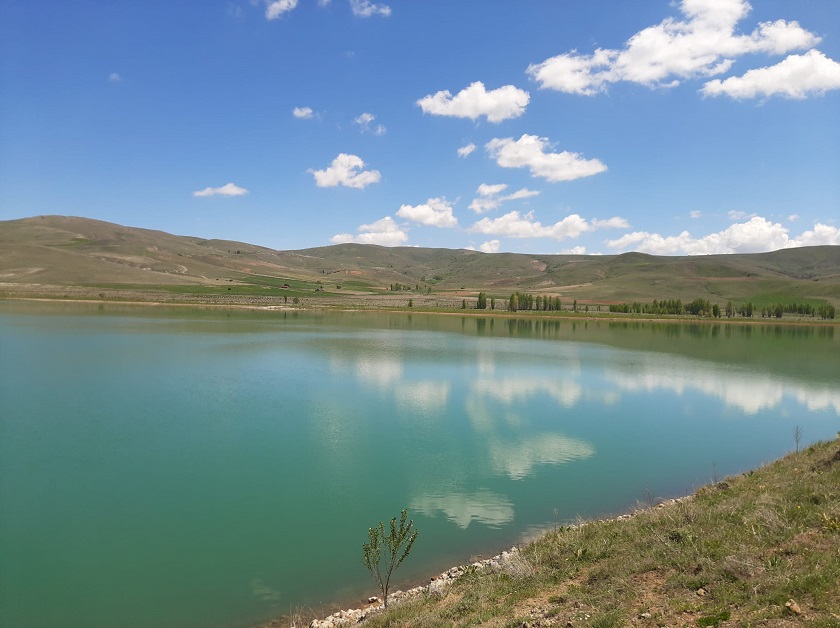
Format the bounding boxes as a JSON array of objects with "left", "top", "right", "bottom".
[{"left": 296, "top": 496, "right": 691, "bottom": 628}]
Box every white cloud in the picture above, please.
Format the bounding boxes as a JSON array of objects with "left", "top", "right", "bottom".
[
  {"left": 310, "top": 153, "right": 381, "bottom": 189},
  {"left": 795, "top": 223, "right": 840, "bottom": 247},
  {"left": 292, "top": 106, "right": 313, "bottom": 119},
  {"left": 527, "top": 0, "right": 821, "bottom": 95},
  {"left": 468, "top": 183, "right": 540, "bottom": 214},
  {"left": 486, "top": 134, "right": 607, "bottom": 182},
  {"left": 690, "top": 210, "right": 703, "bottom": 219},
  {"left": 702, "top": 50, "right": 840, "bottom": 99},
  {"left": 605, "top": 216, "right": 840, "bottom": 255},
  {"left": 480, "top": 240, "right": 501, "bottom": 253},
  {"left": 108, "top": 72, "right": 121, "bottom": 83},
  {"left": 457, "top": 143, "right": 476, "bottom": 158},
  {"left": 417, "top": 81, "right": 530, "bottom": 123},
  {"left": 354, "top": 112, "right": 386, "bottom": 135},
  {"left": 562, "top": 246, "right": 587, "bottom": 255},
  {"left": 479, "top": 183, "right": 507, "bottom": 197},
  {"left": 471, "top": 211, "right": 626, "bottom": 241},
  {"left": 192, "top": 182, "right": 249, "bottom": 197},
  {"left": 591, "top": 217, "right": 630, "bottom": 229},
  {"left": 349, "top": 0, "right": 390, "bottom": 17},
  {"left": 396, "top": 197, "right": 458, "bottom": 228},
  {"left": 265, "top": 0, "right": 298, "bottom": 19},
  {"left": 788, "top": 213, "right": 800, "bottom": 222},
  {"left": 728, "top": 209, "right": 756, "bottom": 220},
  {"left": 330, "top": 216, "right": 408, "bottom": 246}
]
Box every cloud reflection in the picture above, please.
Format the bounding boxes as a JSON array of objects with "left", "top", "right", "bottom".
[
  {"left": 606, "top": 355, "right": 840, "bottom": 416},
  {"left": 488, "top": 433, "right": 595, "bottom": 480},
  {"left": 411, "top": 489, "right": 514, "bottom": 528},
  {"left": 473, "top": 377, "right": 582, "bottom": 408}
]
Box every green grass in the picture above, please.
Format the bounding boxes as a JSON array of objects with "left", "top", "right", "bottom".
[{"left": 358, "top": 438, "right": 840, "bottom": 627}]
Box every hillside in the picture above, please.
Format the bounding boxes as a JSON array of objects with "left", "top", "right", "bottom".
[{"left": 2, "top": 215, "right": 839, "bottom": 308}]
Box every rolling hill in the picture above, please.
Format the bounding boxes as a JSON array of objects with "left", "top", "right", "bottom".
[{"left": 2, "top": 215, "right": 839, "bottom": 308}]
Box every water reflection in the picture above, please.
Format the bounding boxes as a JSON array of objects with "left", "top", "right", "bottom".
[
  {"left": 411, "top": 490, "right": 514, "bottom": 529},
  {"left": 487, "top": 434, "right": 595, "bottom": 481},
  {"left": 606, "top": 353, "right": 840, "bottom": 415},
  {"left": 473, "top": 377, "right": 582, "bottom": 408}
]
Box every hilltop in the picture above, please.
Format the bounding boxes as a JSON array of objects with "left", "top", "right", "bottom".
[{"left": 2, "top": 215, "right": 839, "bottom": 310}]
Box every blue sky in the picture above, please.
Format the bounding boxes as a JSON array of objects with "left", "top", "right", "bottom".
[{"left": 1, "top": 0, "right": 839, "bottom": 255}]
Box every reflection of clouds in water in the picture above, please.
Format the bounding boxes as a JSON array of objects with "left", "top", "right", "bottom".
[
  {"left": 794, "top": 389, "right": 840, "bottom": 414},
  {"left": 606, "top": 356, "right": 840, "bottom": 416},
  {"left": 397, "top": 381, "right": 451, "bottom": 414},
  {"left": 477, "top": 352, "right": 496, "bottom": 375},
  {"left": 609, "top": 371, "right": 782, "bottom": 414},
  {"left": 473, "top": 377, "right": 582, "bottom": 408},
  {"left": 466, "top": 394, "right": 494, "bottom": 433},
  {"left": 411, "top": 489, "right": 514, "bottom": 529},
  {"left": 356, "top": 356, "right": 403, "bottom": 388},
  {"left": 489, "top": 433, "right": 595, "bottom": 480}
]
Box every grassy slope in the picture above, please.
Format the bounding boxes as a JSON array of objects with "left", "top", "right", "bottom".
[
  {"left": 2, "top": 215, "right": 840, "bottom": 307},
  {"left": 363, "top": 438, "right": 840, "bottom": 627}
]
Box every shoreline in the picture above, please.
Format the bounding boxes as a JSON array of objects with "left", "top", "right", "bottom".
[
  {"left": 1, "top": 294, "right": 836, "bottom": 327},
  {"left": 266, "top": 495, "right": 694, "bottom": 628},
  {"left": 276, "top": 439, "right": 840, "bottom": 627}
]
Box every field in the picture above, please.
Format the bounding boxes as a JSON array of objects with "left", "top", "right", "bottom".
[{"left": 2, "top": 215, "right": 839, "bottom": 314}]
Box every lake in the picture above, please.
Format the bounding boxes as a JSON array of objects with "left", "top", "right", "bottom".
[{"left": 1, "top": 301, "right": 838, "bottom": 627}]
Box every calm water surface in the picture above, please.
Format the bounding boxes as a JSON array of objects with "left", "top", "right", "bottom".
[{"left": 1, "top": 302, "right": 838, "bottom": 627}]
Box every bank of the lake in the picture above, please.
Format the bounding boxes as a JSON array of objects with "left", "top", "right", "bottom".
[
  {"left": 3, "top": 294, "right": 839, "bottom": 328},
  {"left": 301, "top": 438, "right": 840, "bottom": 628}
]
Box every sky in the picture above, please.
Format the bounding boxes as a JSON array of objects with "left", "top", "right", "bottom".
[{"left": 1, "top": 0, "right": 839, "bottom": 255}]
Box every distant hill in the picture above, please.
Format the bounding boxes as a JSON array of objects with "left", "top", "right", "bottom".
[{"left": 2, "top": 215, "right": 839, "bottom": 307}]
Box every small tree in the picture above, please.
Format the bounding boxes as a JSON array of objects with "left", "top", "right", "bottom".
[{"left": 362, "top": 509, "right": 418, "bottom": 607}]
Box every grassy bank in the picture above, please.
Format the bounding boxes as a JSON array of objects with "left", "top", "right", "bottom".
[{"left": 356, "top": 438, "right": 840, "bottom": 627}]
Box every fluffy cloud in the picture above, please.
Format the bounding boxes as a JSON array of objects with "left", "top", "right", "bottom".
[
  {"left": 192, "top": 182, "right": 249, "bottom": 197},
  {"left": 396, "top": 197, "right": 458, "bottom": 228},
  {"left": 292, "top": 106, "right": 313, "bottom": 119},
  {"left": 702, "top": 50, "right": 840, "bottom": 99},
  {"left": 349, "top": 0, "right": 390, "bottom": 17},
  {"left": 354, "top": 112, "right": 386, "bottom": 135},
  {"left": 310, "top": 153, "right": 381, "bottom": 189},
  {"left": 728, "top": 209, "right": 756, "bottom": 220},
  {"left": 262, "top": 0, "right": 389, "bottom": 19},
  {"left": 108, "top": 72, "right": 121, "bottom": 83},
  {"left": 457, "top": 143, "right": 476, "bottom": 158},
  {"left": 605, "top": 216, "right": 840, "bottom": 255},
  {"left": 486, "top": 134, "right": 607, "bottom": 182},
  {"left": 690, "top": 210, "right": 703, "bottom": 219},
  {"left": 480, "top": 240, "right": 501, "bottom": 253},
  {"left": 330, "top": 216, "right": 407, "bottom": 246},
  {"left": 265, "top": 0, "right": 298, "bottom": 19},
  {"left": 471, "top": 211, "right": 626, "bottom": 241},
  {"left": 468, "top": 183, "right": 540, "bottom": 213},
  {"left": 417, "top": 81, "right": 530, "bottom": 123},
  {"left": 527, "top": 0, "right": 821, "bottom": 95},
  {"left": 591, "top": 217, "right": 630, "bottom": 229},
  {"left": 562, "top": 246, "right": 587, "bottom": 255}
]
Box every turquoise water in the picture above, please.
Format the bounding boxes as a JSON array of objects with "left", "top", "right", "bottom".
[{"left": 1, "top": 302, "right": 838, "bottom": 627}]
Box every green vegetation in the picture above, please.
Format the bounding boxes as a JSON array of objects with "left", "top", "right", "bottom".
[
  {"left": 508, "top": 291, "right": 562, "bottom": 312},
  {"left": 1, "top": 216, "right": 839, "bottom": 315},
  {"left": 360, "top": 438, "right": 840, "bottom": 627},
  {"left": 362, "top": 509, "right": 419, "bottom": 608}
]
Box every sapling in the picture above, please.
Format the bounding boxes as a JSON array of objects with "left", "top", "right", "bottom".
[{"left": 362, "top": 509, "right": 418, "bottom": 607}]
